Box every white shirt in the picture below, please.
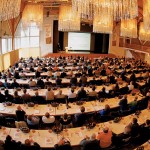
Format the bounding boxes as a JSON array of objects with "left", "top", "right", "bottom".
[
  {"left": 45, "top": 90, "right": 54, "bottom": 100},
  {"left": 42, "top": 116, "right": 55, "bottom": 124},
  {"left": 68, "top": 92, "right": 77, "bottom": 99},
  {"left": 128, "top": 84, "right": 134, "bottom": 91}
]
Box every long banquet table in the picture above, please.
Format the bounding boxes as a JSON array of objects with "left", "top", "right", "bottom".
[
  {"left": 0, "top": 109, "right": 149, "bottom": 148},
  {"left": 0, "top": 94, "right": 144, "bottom": 116}
]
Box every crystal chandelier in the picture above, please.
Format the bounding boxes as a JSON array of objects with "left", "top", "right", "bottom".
[
  {"left": 58, "top": 5, "right": 80, "bottom": 31},
  {"left": 93, "top": 6, "right": 113, "bottom": 34},
  {"left": 143, "top": 0, "right": 150, "bottom": 30},
  {"left": 22, "top": 4, "right": 43, "bottom": 30},
  {"left": 120, "top": 19, "right": 137, "bottom": 38},
  {"left": 72, "top": 0, "right": 138, "bottom": 21},
  {"left": 0, "top": 0, "right": 21, "bottom": 21},
  {"left": 111, "top": 0, "right": 138, "bottom": 21},
  {"left": 139, "top": 22, "right": 150, "bottom": 41}
]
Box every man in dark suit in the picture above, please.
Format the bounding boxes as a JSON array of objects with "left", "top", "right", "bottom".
[
  {"left": 70, "top": 75, "right": 77, "bottom": 86},
  {"left": 118, "top": 95, "right": 128, "bottom": 112},
  {"left": 77, "top": 87, "right": 87, "bottom": 100},
  {"left": 15, "top": 106, "right": 26, "bottom": 121},
  {"left": 80, "top": 134, "right": 100, "bottom": 150},
  {"left": 11, "top": 78, "right": 19, "bottom": 88}
]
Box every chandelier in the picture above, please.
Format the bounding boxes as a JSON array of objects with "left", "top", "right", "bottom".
[
  {"left": 139, "top": 22, "right": 150, "bottom": 41},
  {"left": 72, "top": 0, "right": 138, "bottom": 21},
  {"left": 0, "top": 0, "right": 21, "bottom": 21},
  {"left": 120, "top": 19, "right": 137, "bottom": 38},
  {"left": 93, "top": 6, "right": 113, "bottom": 34},
  {"left": 22, "top": 4, "right": 43, "bottom": 30},
  {"left": 58, "top": 5, "right": 80, "bottom": 31},
  {"left": 143, "top": 0, "right": 150, "bottom": 30}
]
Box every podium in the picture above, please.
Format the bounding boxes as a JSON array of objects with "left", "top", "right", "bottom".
[{"left": 65, "top": 47, "right": 68, "bottom": 53}]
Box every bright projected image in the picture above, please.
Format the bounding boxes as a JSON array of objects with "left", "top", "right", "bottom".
[{"left": 68, "top": 32, "right": 91, "bottom": 51}]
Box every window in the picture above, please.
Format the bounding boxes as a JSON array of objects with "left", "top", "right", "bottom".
[
  {"left": 7, "top": 38, "right": 12, "bottom": 52},
  {"left": 21, "top": 37, "right": 29, "bottom": 48},
  {"left": 2, "top": 39, "right": 7, "bottom": 54},
  {"left": 15, "top": 21, "right": 40, "bottom": 49}
]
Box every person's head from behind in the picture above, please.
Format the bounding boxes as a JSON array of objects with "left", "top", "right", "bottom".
[
  {"left": 103, "top": 127, "right": 109, "bottom": 133},
  {"left": 92, "top": 86, "right": 96, "bottom": 91},
  {"left": 47, "top": 87, "right": 51, "bottom": 91},
  {"left": 132, "top": 118, "right": 138, "bottom": 124},
  {"left": 17, "top": 105, "right": 22, "bottom": 111},
  {"left": 24, "top": 139, "right": 31, "bottom": 146},
  {"left": 23, "top": 89, "right": 27, "bottom": 94},
  {"left": 45, "top": 112, "right": 50, "bottom": 118},
  {"left": 63, "top": 113, "right": 68, "bottom": 120},
  {"left": 71, "top": 88, "right": 74, "bottom": 93},
  {"left": 5, "top": 90, "right": 9, "bottom": 95},
  {"left": 6, "top": 135, "right": 12, "bottom": 141},
  {"left": 105, "top": 104, "right": 110, "bottom": 110},
  {"left": 90, "top": 133, "right": 96, "bottom": 140},
  {"left": 146, "top": 119, "right": 150, "bottom": 126},
  {"left": 27, "top": 115, "right": 32, "bottom": 121},
  {"left": 59, "top": 90, "right": 62, "bottom": 95},
  {"left": 80, "top": 106, "right": 85, "bottom": 113}
]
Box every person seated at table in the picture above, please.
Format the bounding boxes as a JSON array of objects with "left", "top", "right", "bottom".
[
  {"left": 20, "top": 71, "right": 26, "bottom": 78},
  {"left": 0, "top": 140, "right": 4, "bottom": 150},
  {"left": 100, "top": 68, "right": 106, "bottom": 76},
  {"left": 60, "top": 71, "right": 67, "bottom": 78},
  {"left": 75, "top": 70, "right": 82, "bottom": 77},
  {"left": 116, "top": 75, "right": 123, "bottom": 83},
  {"left": 13, "top": 90, "right": 22, "bottom": 104},
  {"left": 94, "top": 68, "right": 100, "bottom": 76},
  {"left": 13, "top": 71, "right": 20, "bottom": 79},
  {"left": 28, "top": 78, "right": 36, "bottom": 88},
  {"left": 87, "top": 86, "right": 98, "bottom": 98},
  {"left": 118, "top": 95, "right": 128, "bottom": 112},
  {"left": 54, "top": 136, "right": 72, "bottom": 150},
  {"left": 6, "top": 70, "right": 12, "bottom": 78},
  {"left": 4, "top": 89, "right": 14, "bottom": 102},
  {"left": 31, "top": 91, "right": 45, "bottom": 104},
  {"left": 27, "top": 115, "right": 40, "bottom": 128},
  {"left": 99, "top": 104, "right": 110, "bottom": 116},
  {"left": 109, "top": 73, "right": 116, "bottom": 84},
  {"left": 21, "top": 89, "right": 31, "bottom": 103},
  {"left": 129, "top": 96, "right": 138, "bottom": 112},
  {"left": 4, "top": 135, "right": 20, "bottom": 150},
  {"left": 35, "top": 70, "right": 41, "bottom": 78},
  {"left": 11, "top": 78, "right": 19, "bottom": 88},
  {"left": 89, "top": 77, "right": 97, "bottom": 86},
  {"left": 56, "top": 76, "right": 62, "bottom": 87},
  {"left": 3, "top": 78, "right": 10, "bottom": 88},
  {"left": 36, "top": 77, "right": 45, "bottom": 89},
  {"left": 88, "top": 67, "right": 93, "bottom": 77},
  {"left": 77, "top": 87, "right": 87, "bottom": 100},
  {"left": 42, "top": 112, "right": 55, "bottom": 125},
  {"left": 98, "top": 87, "right": 107, "bottom": 98},
  {"left": 54, "top": 71, "right": 61, "bottom": 78},
  {"left": 16, "top": 105, "right": 26, "bottom": 121},
  {"left": 68, "top": 88, "right": 77, "bottom": 100},
  {"left": 74, "top": 106, "right": 87, "bottom": 126},
  {"left": 29, "top": 66, "right": 35, "bottom": 72},
  {"left": 97, "top": 127, "right": 113, "bottom": 149},
  {"left": 128, "top": 118, "right": 140, "bottom": 138},
  {"left": 96, "top": 76, "right": 103, "bottom": 86},
  {"left": 128, "top": 81, "right": 134, "bottom": 92},
  {"left": 60, "top": 113, "right": 72, "bottom": 128},
  {"left": 45, "top": 87, "right": 55, "bottom": 102},
  {"left": 130, "top": 72, "right": 136, "bottom": 82},
  {"left": 70, "top": 75, "right": 77, "bottom": 86},
  {"left": 47, "top": 68, "right": 53, "bottom": 77},
  {"left": 79, "top": 74, "right": 87, "bottom": 86},
  {"left": 141, "top": 119, "right": 150, "bottom": 140},
  {"left": 80, "top": 133, "right": 100, "bottom": 150},
  {"left": 55, "top": 90, "right": 66, "bottom": 99},
  {"left": 117, "top": 126, "right": 131, "bottom": 147},
  {"left": 20, "top": 139, "right": 41, "bottom": 150}
]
